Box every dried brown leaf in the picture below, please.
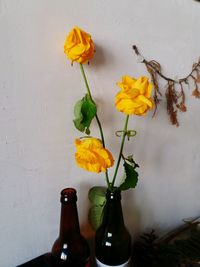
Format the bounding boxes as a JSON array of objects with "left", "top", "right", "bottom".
[
  {"left": 166, "top": 82, "right": 179, "bottom": 126},
  {"left": 192, "top": 88, "right": 200, "bottom": 99},
  {"left": 195, "top": 73, "right": 200, "bottom": 83},
  {"left": 177, "top": 103, "right": 187, "bottom": 112}
]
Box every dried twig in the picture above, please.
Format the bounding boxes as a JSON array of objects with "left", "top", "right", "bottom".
[{"left": 132, "top": 45, "right": 200, "bottom": 126}]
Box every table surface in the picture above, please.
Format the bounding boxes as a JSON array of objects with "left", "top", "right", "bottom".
[
  {"left": 17, "top": 255, "right": 200, "bottom": 267},
  {"left": 17, "top": 253, "right": 95, "bottom": 267},
  {"left": 17, "top": 254, "right": 51, "bottom": 267}
]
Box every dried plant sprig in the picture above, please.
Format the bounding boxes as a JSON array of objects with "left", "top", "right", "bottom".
[{"left": 132, "top": 45, "right": 200, "bottom": 126}]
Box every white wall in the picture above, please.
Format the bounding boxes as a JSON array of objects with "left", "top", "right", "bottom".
[{"left": 1, "top": 0, "right": 200, "bottom": 266}]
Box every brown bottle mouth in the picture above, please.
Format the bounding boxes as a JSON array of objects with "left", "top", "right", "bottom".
[{"left": 60, "top": 188, "right": 77, "bottom": 203}]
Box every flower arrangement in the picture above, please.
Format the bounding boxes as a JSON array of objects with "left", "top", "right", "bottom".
[{"left": 64, "top": 26, "right": 154, "bottom": 229}]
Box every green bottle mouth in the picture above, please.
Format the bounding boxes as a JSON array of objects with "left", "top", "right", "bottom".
[{"left": 106, "top": 187, "right": 121, "bottom": 200}]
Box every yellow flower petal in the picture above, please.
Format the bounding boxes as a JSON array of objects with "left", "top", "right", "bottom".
[
  {"left": 137, "top": 95, "right": 153, "bottom": 108},
  {"left": 115, "top": 75, "right": 154, "bottom": 116},
  {"left": 64, "top": 26, "right": 95, "bottom": 64},
  {"left": 74, "top": 137, "right": 114, "bottom": 173}
]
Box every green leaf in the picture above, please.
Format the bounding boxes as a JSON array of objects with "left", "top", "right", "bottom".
[
  {"left": 126, "top": 155, "right": 140, "bottom": 168},
  {"left": 119, "top": 161, "right": 139, "bottom": 191},
  {"left": 88, "top": 186, "right": 106, "bottom": 230},
  {"left": 88, "top": 204, "right": 105, "bottom": 231},
  {"left": 73, "top": 99, "right": 85, "bottom": 132},
  {"left": 88, "top": 186, "right": 106, "bottom": 206},
  {"left": 73, "top": 94, "right": 97, "bottom": 135}
]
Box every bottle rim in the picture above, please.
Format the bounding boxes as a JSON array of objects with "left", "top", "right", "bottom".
[
  {"left": 106, "top": 188, "right": 121, "bottom": 200},
  {"left": 60, "top": 188, "right": 77, "bottom": 203}
]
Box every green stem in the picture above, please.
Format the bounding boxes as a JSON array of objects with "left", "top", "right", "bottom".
[
  {"left": 79, "top": 63, "right": 111, "bottom": 190},
  {"left": 80, "top": 63, "right": 92, "bottom": 99},
  {"left": 110, "top": 115, "right": 129, "bottom": 190},
  {"left": 80, "top": 64, "right": 105, "bottom": 147},
  {"left": 105, "top": 171, "right": 111, "bottom": 191}
]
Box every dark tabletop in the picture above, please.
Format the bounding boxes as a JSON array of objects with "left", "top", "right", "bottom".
[{"left": 17, "top": 254, "right": 52, "bottom": 267}]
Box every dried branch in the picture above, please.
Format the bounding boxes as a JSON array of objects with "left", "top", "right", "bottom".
[{"left": 132, "top": 45, "right": 200, "bottom": 126}]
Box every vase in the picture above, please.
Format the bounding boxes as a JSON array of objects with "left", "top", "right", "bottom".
[{"left": 95, "top": 188, "right": 131, "bottom": 267}]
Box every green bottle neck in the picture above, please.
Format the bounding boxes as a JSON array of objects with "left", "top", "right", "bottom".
[{"left": 101, "top": 189, "right": 125, "bottom": 228}]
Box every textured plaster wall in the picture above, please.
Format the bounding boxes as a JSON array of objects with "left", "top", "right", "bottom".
[{"left": 0, "top": 0, "right": 200, "bottom": 266}]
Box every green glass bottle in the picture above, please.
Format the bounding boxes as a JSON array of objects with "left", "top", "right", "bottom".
[{"left": 95, "top": 189, "right": 131, "bottom": 267}]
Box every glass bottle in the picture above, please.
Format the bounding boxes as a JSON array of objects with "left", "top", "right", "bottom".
[
  {"left": 95, "top": 189, "right": 131, "bottom": 267},
  {"left": 45, "top": 188, "right": 90, "bottom": 267}
]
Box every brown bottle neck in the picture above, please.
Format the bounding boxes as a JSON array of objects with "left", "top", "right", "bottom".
[
  {"left": 59, "top": 202, "right": 80, "bottom": 239},
  {"left": 58, "top": 188, "right": 80, "bottom": 239}
]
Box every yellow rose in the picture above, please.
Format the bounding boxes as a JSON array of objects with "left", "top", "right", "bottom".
[
  {"left": 75, "top": 138, "right": 114, "bottom": 173},
  {"left": 115, "top": 76, "right": 154, "bottom": 116},
  {"left": 64, "top": 26, "right": 95, "bottom": 64}
]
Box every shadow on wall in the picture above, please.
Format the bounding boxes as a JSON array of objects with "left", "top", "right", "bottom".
[{"left": 91, "top": 43, "right": 116, "bottom": 69}]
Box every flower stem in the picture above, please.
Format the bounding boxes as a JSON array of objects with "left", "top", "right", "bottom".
[
  {"left": 80, "top": 63, "right": 93, "bottom": 99},
  {"left": 79, "top": 63, "right": 111, "bottom": 190},
  {"left": 80, "top": 64, "right": 105, "bottom": 147},
  {"left": 111, "top": 115, "right": 129, "bottom": 190}
]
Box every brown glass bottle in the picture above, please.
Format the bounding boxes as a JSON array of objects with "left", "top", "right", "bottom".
[
  {"left": 45, "top": 188, "right": 90, "bottom": 267},
  {"left": 95, "top": 189, "right": 131, "bottom": 267}
]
